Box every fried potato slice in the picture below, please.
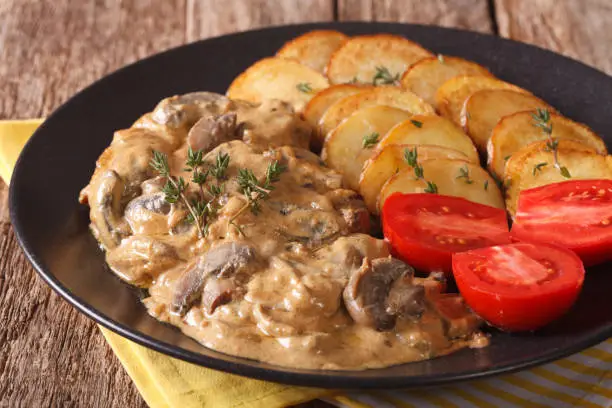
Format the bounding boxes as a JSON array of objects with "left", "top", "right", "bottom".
[
  {"left": 325, "top": 34, "right": 433, "bottom": 84},
  {"left": 503, "top": 140, "right": 612, "bottom": 216},
  {"left": 436, "top": 75, "right": 530, "bottom": 125},
  {"left": 461, "top": 89, "right": 552, "bottom": 151},
  {"left": 400, "top": 56, "right": 492, "bottom": 106},
  {"left": 276, "top": 30, "right": 349, "bottom": 73},
  {"left": 379, "top": 114, "right": 479, "bottom": 163},
  {"left": 359, "top": 144, "right": 470, "bottom": 214},
  {"left": 378, "top": 159, "right": 504, "bottom": 212},
  {"left": 319, "top": 86, "right": 434, "bottom": 138},
  {"left": 303, "top": 84, "right": 369, "bottom": 150},
  {"left": 321, "top": 105, "right": 413, "bottom": 191},
  {"left": 488, "top": 111, "right": 607, "bottom": 178},
  {"left": 226, "top": 57, "right": 329, "bottom": 112}
]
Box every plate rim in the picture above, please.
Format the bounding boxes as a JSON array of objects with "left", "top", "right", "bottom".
[{"left": 8, "top": 21, "right": 612, "bottom": 389}]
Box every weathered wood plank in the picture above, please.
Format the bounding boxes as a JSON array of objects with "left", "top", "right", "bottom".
[
  {"left": 337, "top": 0, "right": 494, "bottom": 33},
  {"left": 0, "top": 0, "right": 189, "bottom": 120},
  {"left": 495, "top": 0, "right": 612, "bottom": 74},
  {"left": 0, "top": 0, "right": 191, "bottom": 403},
  {"left": 187, "top": 0, "right": 335, "bottom": 41}
]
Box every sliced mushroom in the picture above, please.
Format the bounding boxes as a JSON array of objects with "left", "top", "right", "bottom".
[
  {"left": 90, "top": 170, "right": 128, "bottom": 249},
  {"left": 171, "top": 242, "right": 256, "bottom": 315},
  {"left": 187, "top": 112, "right": 240, "bottom": 153},
  {"left": 386, "top": 277, "right": 425, "bottom": 319},
  {"left": 124, "top": 193, "right": 171, "bottom": 235},
  {"left": 343, "top": 257, "right": 417, "bottom": 331},
  {"left": 151, "top": 92, "right": 233, "bottom": 128},
  {"left": 201, "top": 278, "right": 237, "bottom": 314}
]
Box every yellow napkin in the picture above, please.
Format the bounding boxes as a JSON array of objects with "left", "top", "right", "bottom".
[{"left": 2, "top": 119, "right": 611, "bottom": 408}]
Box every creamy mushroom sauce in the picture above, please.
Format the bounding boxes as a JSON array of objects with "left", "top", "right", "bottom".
[{"left": 80, "top": 92, "right": 487, "bottom": 370}]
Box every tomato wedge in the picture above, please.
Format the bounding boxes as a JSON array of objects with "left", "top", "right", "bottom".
[
  {"left": 453, "top": 242, "right": 585, "bottom": 331},
  {"left": 382, "top": 193, "right": 511, "bottom": 273},
  {"left": 511, "top": 179, "right": 612, "bottom": 266}
]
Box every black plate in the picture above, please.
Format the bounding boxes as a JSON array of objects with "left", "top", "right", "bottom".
[{"left": 9, "top": 22, "right": 612, "bottom": 389}]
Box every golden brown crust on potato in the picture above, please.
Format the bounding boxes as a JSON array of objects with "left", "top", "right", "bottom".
[
  {"left": 379, "top": 114, "right": 479, "bottom": 163},
  {"left": 326, "top": 34, "right": 433, "bottom": 85},
  {"left": 435, "top": 75, "right": 530, "bottom": 125},
  {"left": 488, "top": 111, "right": 607, "bottom": 178},
  {"left": 226, "top": 57, "right": 329, "bottom": 112},
  {"left": 359, "top": 144, "right": 470, "bottom": 214},
  {"left": 302, "top": 84, "right": 369, "bottom": 151},
  {"left": 461, "top": 89, "right": 552, "bottom": 151},
  {"left": 319, "top": 86, "right": 434, "bottom": 139},
  {"left": 321, "top": 105, "right": 413, "bottom": 191},
  {"left": 503, "top": 140, "right": 611, "bottom": 216},
  {"left": 276, "top": 30, "right": 349, "bottom": 73},
  {"left": 400, "top": 56, "right": 492, "bottom": 107},
  {"left": 378, "top": 159, "right": 504, "bottom": 212}
]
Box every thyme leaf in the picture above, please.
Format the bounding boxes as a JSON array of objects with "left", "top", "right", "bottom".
[
  {"left": 404, "top": 147, "right": 438, "bottom": 194},
  {"left": 372, "top": 66, "right": 400, "bottom": 85},
  {"left": 362, "top": 132, "right": 380, "bottom": 149}
]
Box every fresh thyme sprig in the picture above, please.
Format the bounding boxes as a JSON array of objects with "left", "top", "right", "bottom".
[
  {"left": 456, "top": 165, "right": 474, "bottom": 184},
  {"left": 532, "top": 108, "right": 571, "bottom": 178},
  {"left": 372, "top": 66, "right": 400, "bottom": 86},
  {"left": 296, "top": 82, "right": 314, "bottom": 94},
  {"left": 404, "top": 147, "right": 438, "bottom": 194},
  {"left": 533, "top": 162, "right": 548, "bottom": 175},
  {"left": 410, "top": 119, "right": 423, "bottom": 128},
  {"left": 209, "top": 152, "right": 230, "bottom": 180},
  {"left": 229, "top": 160, "right": 287, "bottom": 235},
  {"left": 150, "top": 151, "right": 204, "bottom": 238},
  {"left": 362, "top": 132, "right": 380, "bottom": 149}
]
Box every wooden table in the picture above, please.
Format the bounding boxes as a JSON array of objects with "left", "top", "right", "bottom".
[{"left": 0, "top": 0, "right": 610, "bottom": 406}]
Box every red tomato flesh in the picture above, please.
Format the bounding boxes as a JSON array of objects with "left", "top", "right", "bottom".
[
  {"left": 382, "top": 193, "right": 511, "bottom": 273},
  {"left": 453, "top": 242, "right": 585, "bottom": 331},
  {"left": 511, "top": 179, "right": 612, "bottom": 266}
]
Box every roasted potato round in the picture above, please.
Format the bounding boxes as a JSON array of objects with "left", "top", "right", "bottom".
[
  {"left": 359, "top": 144, "right": 470, "bottom": 214},
  {"left": 378, "top": 159, "right": 504, "bottom": 212},
  {"left": 303, "top": 84, "right": 369, "bottom": 151},
  {"left": 326, "top": 34, "right": 433, "bottom": 84},
  {"left": 436, "top": 75, "right": 530, "bottom": 125},
  {"left": 379, "top": 114, "right": 479, "bottom": 163},
  {"left": 276, "top": 30, "right": 349, "bottom": 73},
  {"left": 461, "top": 89, "right": 552, "bottom": 151},
  {"left": 488, "top": 111, "right": 607, "bottom": 178},
  {"left": 400, "top": 56, "right": 492, "bottom": 107},
  {"left": 319, "top": 86, "right": 434, "bottom": 138},
  {"left": 321, "top": 105, "right": 413, "bottom": 191},
  {"left": 227, "top": 57, "right": 329, "bottom": 112},
  {"left": 503, "top": 140, "right": 612, "bottom": 215}
]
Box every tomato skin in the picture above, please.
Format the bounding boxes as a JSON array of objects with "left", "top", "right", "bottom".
[
  {"left": 452, "top": 243, "right": 585, "bottom": 331},
  {"left": 382, "top": 193, "right": 511, "bottom": 274},
  {"left": 511, "top": 179, "right": 612, "bottom": 266}
]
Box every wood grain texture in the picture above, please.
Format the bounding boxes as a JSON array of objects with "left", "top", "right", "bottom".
[
  {"left": 337, "top": 0, "right": 493, "bottom": 33},
  {"left": 495, "top": 0, "right": 612, "bottom": 75},
  {"left": 0, "top": 0, "right": 610, "bottom": 406},
  {"left": 187, "top": 0, "right": 334, "bottom": 41}
]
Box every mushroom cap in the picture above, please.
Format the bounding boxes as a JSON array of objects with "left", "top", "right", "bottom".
[{"left": 343, "top": 257, "right": 416, "bottom": 331}]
